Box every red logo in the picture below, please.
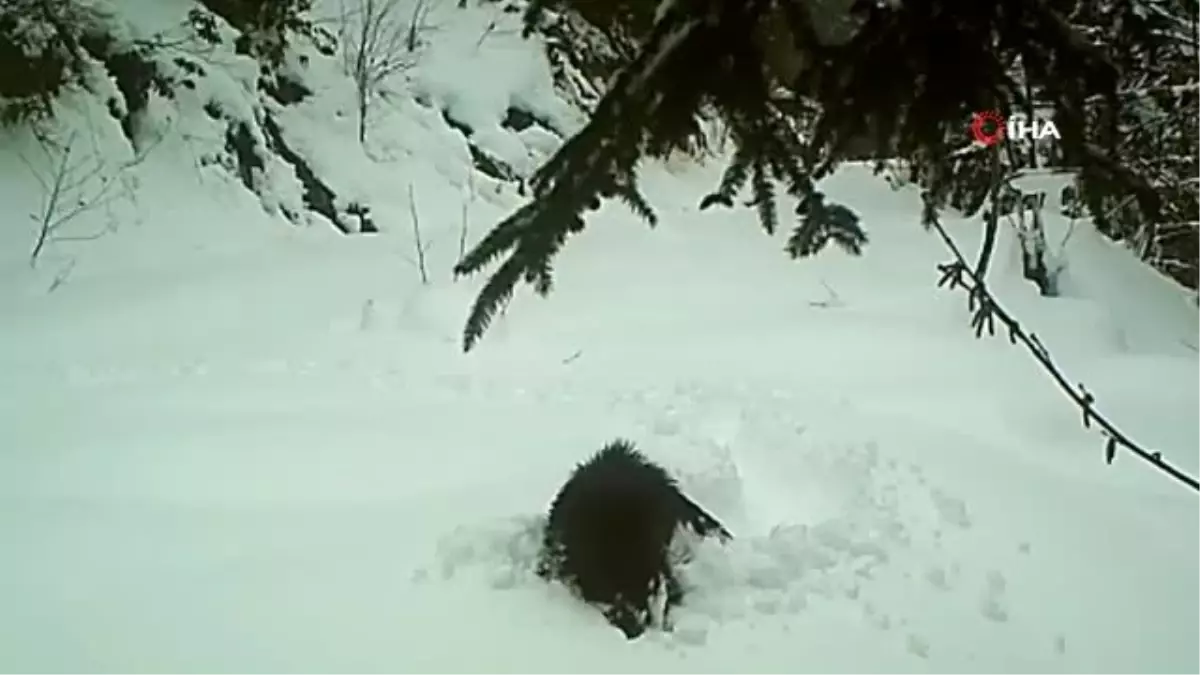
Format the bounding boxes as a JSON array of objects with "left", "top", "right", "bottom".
[{"left": 970, "top": 110, "right": 1006, "bottom": 146}]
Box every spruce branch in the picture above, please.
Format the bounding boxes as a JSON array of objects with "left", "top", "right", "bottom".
[
  {"left": 453, "top": 0, "right": 755, "bottom": 352},
  {"left": 453, "top": 0, "right": 1150, "bottom": 351},
  {"left": 701, "top": 144, "right": 753, "bottom": 210},
  {"left": 749, "top": 160, "right": 777, "bottom": 235},
  {"left": 925, "top": 197, "right": 1199, "bottom": 493}
]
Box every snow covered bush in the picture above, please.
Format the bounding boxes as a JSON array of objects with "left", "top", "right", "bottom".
[{"left": 0, "top": 0, "right": 106, "bottom": 126}]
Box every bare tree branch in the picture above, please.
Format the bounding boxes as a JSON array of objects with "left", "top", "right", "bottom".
[
  {"left": 407, "top": 182, "right": 429, "bottom": 284},
  {"left": 338, "top": 0, "right": 434, "bottom": 144},
  {"left": 20, "top": 129, "right": 143, "bottom": 268},
  {"left": 925, "top": 195, "right": 1199, "bottom": 494}
]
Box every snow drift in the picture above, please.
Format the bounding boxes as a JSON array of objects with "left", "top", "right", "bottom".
[{"left": 0, "top": 0, "right": 1196, "bottom": 672}]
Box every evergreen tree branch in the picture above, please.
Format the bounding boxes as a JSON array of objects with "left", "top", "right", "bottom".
[
  {"left": 454, "top": 0, "right": 780, "bottom": 351},
  {"left": 924, "top": 196, "right": 1199, "bottom": 493},
  {"left": 455, "top": 0, "right": 1156, "bottom": 350}
]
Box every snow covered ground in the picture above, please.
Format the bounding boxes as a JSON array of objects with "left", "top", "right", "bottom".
[{"left": 0, "top": 1, "right": 1197, "bottom": 672}]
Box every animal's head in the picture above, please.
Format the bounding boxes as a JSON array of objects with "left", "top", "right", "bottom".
[{"left": 604, "top": 599, "right": 649, "bottom": 640}]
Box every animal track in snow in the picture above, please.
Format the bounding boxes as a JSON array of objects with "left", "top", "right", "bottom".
[
  {"left": 906, "top": 633, "right": 931, "bottom": 658},
  {"left": 931, "top": 488, "right": 972, "bottom": 529},
  {"left": 979, "top": 570, "right": 1009, "bottom": 622},
  {"left": 924, "top": 566, "right": 951, "bottom": 591},
  {"left": 422, "top": 382, "right": 990, "bottom": 649}
]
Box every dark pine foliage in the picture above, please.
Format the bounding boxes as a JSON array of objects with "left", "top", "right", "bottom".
[
  {"left": 452, "top": 0, "right": 1131, "bottom": 352},
  {"left": 522, "top": 0, "right": 659, "bottom": 43},
  {"left": 1062, "top": 0, "right": 1198, "bottom": 289},
  {"left": 521, "top": 0, "right": 715, "bottom": 159},
  {"left": 0, "top": 0, "right": 106, "bottom": 126},
  {"left": 194, "top": 0, "right": 324, "bottom": 65}
]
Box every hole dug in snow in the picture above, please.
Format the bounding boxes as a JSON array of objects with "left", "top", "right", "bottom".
[{"left": 417, "top": 435, "right": 940, "bottom": 646}]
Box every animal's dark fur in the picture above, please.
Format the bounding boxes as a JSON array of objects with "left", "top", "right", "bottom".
[{"left": 536, "top": 439, "right": 732, "bottom": 640}]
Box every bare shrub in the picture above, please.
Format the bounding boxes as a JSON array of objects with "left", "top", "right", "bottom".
[
  {"left": 20, "top": 130, "right": 139, "bottom": 268},
  {"left": 338, "top": 0, "right": 435, "bottom": 144}
]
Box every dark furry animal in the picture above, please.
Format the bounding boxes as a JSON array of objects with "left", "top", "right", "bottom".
[{"left": 536, "top": 439, "right": 732, "bottom": 640}]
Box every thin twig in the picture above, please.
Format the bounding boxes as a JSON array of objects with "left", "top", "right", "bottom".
[
  {"left": 26, "top": 132, "right": 75, "bottom": 267},
  {"left": 22, "top": 125, "right": 154, "bottom": 268},
  {"left": 474, "top": 16, "right": 499, "bottom": 50},
  {"left": 807, "top": 278, "right": 842, "bottom": 308},
  {"left": 407, "top": 182, "right": 429, "bottom": 284},
  {"left": 458, "top": 169, "right": 473, "bottom": 262},
  {"left": 340, "top": 0, "right": 426, "bottom": 144}
]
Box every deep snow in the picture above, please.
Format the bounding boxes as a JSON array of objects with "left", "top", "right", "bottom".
[{"left": 0, "top": 0, "right": 1197, "bottom": 672}]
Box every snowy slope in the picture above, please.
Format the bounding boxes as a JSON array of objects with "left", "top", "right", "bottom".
[{"left": 1, "top": 1, "right": 1197, "bottom": 672}]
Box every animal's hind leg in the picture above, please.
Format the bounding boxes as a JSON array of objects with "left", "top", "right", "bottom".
[{"left": 660, "top": 567, "right": 685, "bottom": 632}]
